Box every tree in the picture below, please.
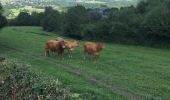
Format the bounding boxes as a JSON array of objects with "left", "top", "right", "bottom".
[
  {"left": 136, "top": 1, "right": 148, "bottom": 14},
  {"left": 141, "top": 3, "right": 170, "bottom": 37},
  {"left": 63, "top": 5, "right": 89, "bottom": 38},
  {"left": 30, "top": 12, "right": 44, "bottom": 26},
  {"left": 14, "top": 11, "right": 43, "bottom": 26},
  {"left": 0, "top": 15, "right": 7, "bottom": 29},
  {"left": 16, "top": 12, "right": 32, "bottom": 26},
  {"left": 0, "top": 3, "right": 7, "bottom": 29},
  {"left": 41, "top": 7, "right": 62, "bottom": 32},
  {"left": 37, "top": 0, "right": 170, "bottom": 47},
  {"left": 88, "top": 9, "right": 102, "bottom": 23}
]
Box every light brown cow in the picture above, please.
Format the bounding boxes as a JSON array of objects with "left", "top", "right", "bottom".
[
  {"left": 64, "top": 41, "right": 80, "bottom": 58},
  {"left": 45, "top": 40, "right": 65, "bottom": 59},
  {"left": 84, "top": 42, "right": 105, "bottom": 63}
]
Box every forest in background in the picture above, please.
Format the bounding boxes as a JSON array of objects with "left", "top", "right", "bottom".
[{"left": 7, "top": 0, "right": 170, "bottom": 48}]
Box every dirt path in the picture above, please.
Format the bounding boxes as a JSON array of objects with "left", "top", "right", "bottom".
[{"left": 1, "top": 44, "right": 142, "bottom": 100}]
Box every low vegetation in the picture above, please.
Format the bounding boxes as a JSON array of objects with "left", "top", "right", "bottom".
[{"left": 0, "top": 59, "right": 83, "bottom": 99}]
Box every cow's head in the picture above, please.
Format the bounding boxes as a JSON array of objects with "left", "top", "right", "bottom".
[
  {"left": 59, "top": 40, "right": 66, "bottom": 48},
  {"left": 98, "top": 42, "right": 105, "bottom": 49},
  {"left": 75, "top": 41, "right": 80, "bottom": 47}
]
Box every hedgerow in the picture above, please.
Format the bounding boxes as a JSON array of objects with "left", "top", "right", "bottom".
[{"left": 0, "top": 59, "right": 81, "bottom": 100}]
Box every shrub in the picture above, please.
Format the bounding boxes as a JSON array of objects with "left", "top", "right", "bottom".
[{"left": 0, "top": 59, "right": 81, "bottom": 100}]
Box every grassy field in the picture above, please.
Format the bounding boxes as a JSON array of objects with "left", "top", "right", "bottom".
[{"left": 0, "top": 26, "right": 170, "bottom": 100}]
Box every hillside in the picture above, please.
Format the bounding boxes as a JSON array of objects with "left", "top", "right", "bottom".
[
  {"left": 0, "top": 26, "right": 170, "bottom": 99},
  {"left": 1, "top": 0, "right": 140, "bottom": 18},
  {"left": 1, "top": 0, "right": 140, "bottom": 7}
]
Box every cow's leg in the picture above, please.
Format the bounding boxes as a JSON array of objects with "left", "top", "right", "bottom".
[
  {"left": 57, "top": 52, "right": 62, "bottom": 59},
  {"left": 94, "top": 54, "right": 99, "bottom": 64},
  {"left": 67, "top": 49, "right": 71, "bottom": 58},
  {"left": 70, "top": 49, "right": 73, "bottom": 58},
  {"left": 52, "top": 50, "right": 54, "bottom": 54},
  {"left": 61, "top": 53, "right": 64, "bottom": 59},
  {"left": 60, "top": 51, "right": 64, "bottom": 60},
  {"left": 45, "top": 48, "right": 50, "bottom": 57},
  {"left": 52, "top": 49, "right": 56, "bottom": 55}
]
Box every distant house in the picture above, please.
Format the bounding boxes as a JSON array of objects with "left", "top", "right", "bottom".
[{"left": 87, "top": 6, "right": 110, "bottom": 18}]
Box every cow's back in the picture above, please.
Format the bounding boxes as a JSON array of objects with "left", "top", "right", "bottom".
[
  {"left": 85, "top": 42, "right": 95, "bottom": 46},
  {"left": 84, "top": 42, "right": 98, "bottom": 54},
  {"left": 46, "top": 40, "right": 61, "bottom": 51},
  {"left": 65, "top": 41, "right": 78, "bottom": 48}
]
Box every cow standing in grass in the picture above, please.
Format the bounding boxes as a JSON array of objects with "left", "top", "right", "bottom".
[
  {"left": 45, "top": 40, "right": 66, "bottom": 59},
  {"left": 55, "top": 37, "right": 80, "bottom": 58},
  {"left": 84, "top": 42, "right": 105, "bottom": 63},
  {"left": 64, "top": 41, "right": 80, "bottom": 58}
]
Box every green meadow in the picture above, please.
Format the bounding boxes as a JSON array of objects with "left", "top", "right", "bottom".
[{"left": 0, "top": 26, "right": 170, "bottom": 100}]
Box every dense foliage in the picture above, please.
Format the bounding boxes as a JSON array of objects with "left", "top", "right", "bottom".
[
  {"left": 9, "top": 12, "right": 44, "bottom": 26},
  {"left": 0, "top": 3, "right": 7, "bottom": 29},
  {"left": 0, "top": 59, "right": 81, "bottom": 99},
  {"left": 41, "top": 7, "right": 62, "bottom": 32},
  {"left": 9, "top": 0, "right": 170, "bottom": 47}
]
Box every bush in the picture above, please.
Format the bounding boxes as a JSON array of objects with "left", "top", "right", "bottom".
[{"left": 0, "top": 59, "right": 81, "bottom": 100}]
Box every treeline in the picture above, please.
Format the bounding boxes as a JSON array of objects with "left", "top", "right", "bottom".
[
  {"left": 9, "top": 12, "right": 44, "bottom": 26},
  {"left": 9, "top": 0, "right": 170, "bottom": 47}
]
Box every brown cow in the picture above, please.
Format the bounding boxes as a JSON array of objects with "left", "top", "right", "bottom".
[
  {"left": 64, "top": 41, "right": 80, "bottom": 58},
  {"left": 45, "top": 40, "right": 66, "bottom": 59},
  {"left": 84, "top": 42, "right": 105, "bottom": 63}
]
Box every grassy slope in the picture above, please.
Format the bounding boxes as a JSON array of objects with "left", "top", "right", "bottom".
[{"left": 0, "top": 26, "right": 170, "bottom": 100}]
